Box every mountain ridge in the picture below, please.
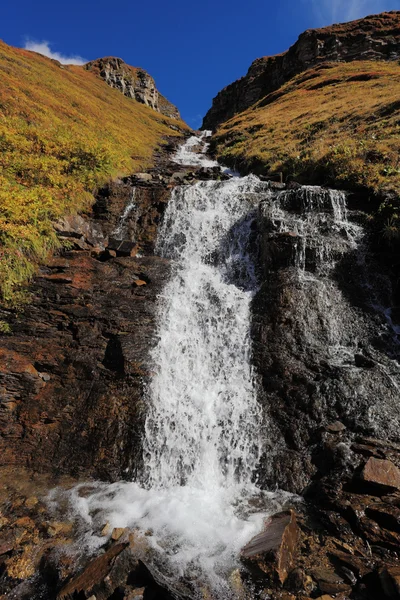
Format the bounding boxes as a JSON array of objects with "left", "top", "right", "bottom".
[{"left": 202, "top": 11, "right": 400, "bottom": 130}]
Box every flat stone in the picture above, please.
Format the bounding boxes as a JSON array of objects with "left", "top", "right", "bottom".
[
  {"left": 360, "top": 458, "right": 400, "bottom": 493},
  {"left": 241, "top": 509, "right": 298, "bottom": 584}
]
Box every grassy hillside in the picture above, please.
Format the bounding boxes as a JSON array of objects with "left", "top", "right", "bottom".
[
  {"left": 0, "top": 41, "right": 188, "bottom": 306},
  {"left": 212, "top": 60, "right": 400, "bottom": 241}
]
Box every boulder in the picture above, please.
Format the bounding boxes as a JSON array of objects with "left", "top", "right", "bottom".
[
  {"left": 360, "top": 458, "right": 400, "bottom": 493},
  {"left": 241, "top": 509, "right": 298, "bottom": 584}
]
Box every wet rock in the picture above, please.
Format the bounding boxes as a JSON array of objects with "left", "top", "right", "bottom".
[
  {"left": 285, "top": 567, "right": 314, "bottom": 595},
  {"left": 0, "top": 539, "right": 14, "bottom": 556},
  {"left": 359, "top": 458, "right": 400, "bottom": 493},
  {"left": 241, "top": 509, "right": 298, "bottom": 584},
  {"left": 57, "top": 542, "right": 129, "bottom": 600},
  {"left": 328, "top": 549, "right": 372, "bottom": 580}
]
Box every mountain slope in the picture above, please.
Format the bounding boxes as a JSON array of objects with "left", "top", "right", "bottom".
[
  {"left": 212, "top": 60, "right": 400, "bottom": 195},
  {"left": 206, "top": 13, "right": 400, "bottom": 245},
  {"left": 203, "top": 11, "right": 400, "bottom": 130},
  {"left": 0, "top": 41, "right": 188, "bottom": 305}
]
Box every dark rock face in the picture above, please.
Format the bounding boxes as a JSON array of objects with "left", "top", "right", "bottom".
[
  {"left": 85, "top": 57, "right": 180, "bottom": 119},
  {"left": 0, "top": 178, "right": 172, "bottom": 481},
  {"left": 203, "top": 11, "right": 400, "bottom": 130},
  {"left": 251, "top": 185, "right": 400, "bottom": 494}
]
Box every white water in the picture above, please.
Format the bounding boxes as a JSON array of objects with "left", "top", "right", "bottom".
[
  {"left": 174, "top": 130, "right": 220, "bottom": 168},
  {"left": 60, "top": 135, "right": 290, "bottom": 596},
  {"left": 111, "top": 189, "right": 136, "bottom": 240}
]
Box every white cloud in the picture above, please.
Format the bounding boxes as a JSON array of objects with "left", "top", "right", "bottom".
[
  {"left": 24, "top": 40, "right": 87, "bottom": 65},
  {"left": 308, "top": 0, "right": 393, "bottom": 26}
]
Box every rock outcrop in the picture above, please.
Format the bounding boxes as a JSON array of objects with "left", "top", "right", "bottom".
[
  {"left": 85, "top": 57, "right": 180, "bottom": 118},
  {"left": 203, "top": 11, "right": 400, "bottom": 130}
]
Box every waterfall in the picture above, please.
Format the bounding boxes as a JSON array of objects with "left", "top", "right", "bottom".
[
  {"left": 111, "top": 189, "right": 136, "bottom": 240},
  {"left": 51, "top": 132, "right": 400, "bottom": 597},
  {"left": 57, "top": 133, "right": 400, "bottom": 595},
  {"left": 62, "top": 135, "right": 288, "bottom": 595},
  {"left": 144, "top": 177, "right": 263, "bottom": 490}
]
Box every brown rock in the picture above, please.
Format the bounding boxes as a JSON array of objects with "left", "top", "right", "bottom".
[
  {"left": 311, "top": 567, "right": 352, "bottom": 596},
  {"left": 24, "top": 496, "right": 39, "bottom": 509},
  {"left": 0, "top": 540, "right": 14, "bottom": 556},
  {"left": 111, "top": 527, "right": 127, "bottom": 541},
  {"left": 124, "top": 588, "right": 145, "bottom": 600},
  {"left": 328, "top": 550, "right": 371, "bottom": 580},
  {"left": 47, "top": 521, "right": 74, "bottom": 537},
  {"left": 241, "top": 509, "right": 298, "bottom": 584},
  {"left": 57, "top": 542, "right": 128, "bottom": 599},
  {"left": 360, "top": 458, "right": 400, "bottom": 493}
]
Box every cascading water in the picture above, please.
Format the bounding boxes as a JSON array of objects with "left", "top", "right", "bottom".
[
  {"left": 111, "top": 189, "right": 136, "bottom": 240},
  {"left": 61, "top": 134, "right": 289, "bottom": 596},
  {"left": 53, "top": 132, "right": 400, "bottom": 595}
]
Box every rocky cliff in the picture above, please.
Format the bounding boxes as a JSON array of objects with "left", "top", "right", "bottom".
[
  {"left": 85, "top": 57, "right": 180, "bottom": 118},
  {"left": 203, "top": 11, "right": 400, "bottom": 130}
]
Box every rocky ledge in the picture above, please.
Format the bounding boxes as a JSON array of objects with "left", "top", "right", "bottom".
[
  {"left": 202, "top": 11, "right": 400, "bottom": 130},
  {"left": 85, "top": 57, "right": 180, "bottom": 119}
]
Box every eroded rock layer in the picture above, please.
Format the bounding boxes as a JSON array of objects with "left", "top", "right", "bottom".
[{"left": 85, "top": 57, "right": 180, "bottom": 118}]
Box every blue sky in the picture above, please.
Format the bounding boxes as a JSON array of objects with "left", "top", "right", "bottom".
[{"left": 2, "top": 0, "right": 399, "bottom": 128}]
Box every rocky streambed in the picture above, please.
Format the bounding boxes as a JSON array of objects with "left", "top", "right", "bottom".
[{"left": 1, "top": 135, "right": 400, "bottom": 600}]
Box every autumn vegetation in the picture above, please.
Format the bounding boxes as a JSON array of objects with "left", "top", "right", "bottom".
[
  {"left": 211, "top": 60, "right": 400, "bottom": 244},
  {"left": 0, "top": 41, "right": 187, "bottom": 306}
]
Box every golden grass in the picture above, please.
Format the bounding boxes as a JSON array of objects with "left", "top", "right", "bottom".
[
  {"left": 212, "top": 61, "right": 400, "bottom": 240},
  {"left": 0, "top": 41, "right": 188, "bottom": 305}
]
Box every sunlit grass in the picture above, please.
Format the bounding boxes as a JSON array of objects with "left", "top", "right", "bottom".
[
  {"left": 0, "top": 41, "right": 188, "bottom": 305},
  {"left": 212, "top": 60, "right": 400, "bottom": 245}
]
